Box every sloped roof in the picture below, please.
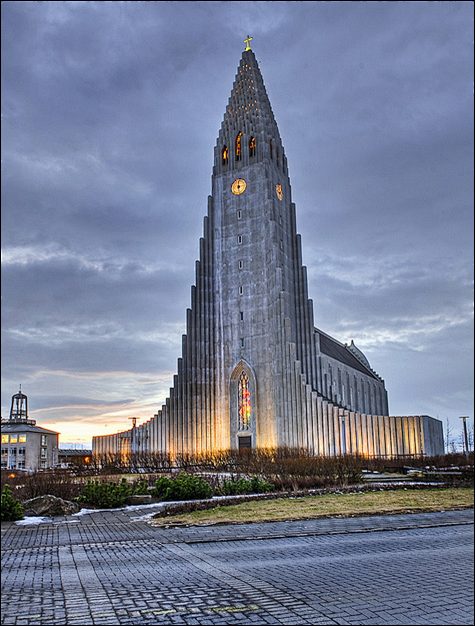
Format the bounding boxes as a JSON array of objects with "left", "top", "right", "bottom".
[
  {"left": 317, "top": 330, "right": 378, "bottom": 380},
  {"left": 1, "top": 422, "right": 59, "bottom": 435}
]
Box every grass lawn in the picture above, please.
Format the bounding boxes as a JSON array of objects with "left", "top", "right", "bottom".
[{"left": 149, "top": 487, "right": 474, "bottom": 527}]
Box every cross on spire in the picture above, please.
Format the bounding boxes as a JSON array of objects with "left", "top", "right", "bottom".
[{"left": 244, "top": 35, "right": 252, "bottom": 51}]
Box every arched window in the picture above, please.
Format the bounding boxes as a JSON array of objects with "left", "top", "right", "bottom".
[
  {"left": 249, "top": 136, "right": 256, "bottom": 158},
  {"left": 222, "top": 145, "right": 229, "bottom": 165},
  {"left": 238, "top": 370, "right": 251, "bottom": 430},
  {"left": 236, "top": 132, "right": 242, "bottom": 161}
]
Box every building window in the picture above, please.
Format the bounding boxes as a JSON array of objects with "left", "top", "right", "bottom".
[
  {"left": 239, "top": 286, "right": 243, "bottom": 295},
  {"left": 9, "top": 435, "right": 18, "bottom": 444},
  {"left": 41, "top": 448, "right": 47, "bottom": 459},
  {"left": 249, "top": 136, "right": 256, "bottom": 158},
  {"left": 238, "top": 371, "right": 251, "bottom": 430},
  {"left": 238, "top": 260, "right": 243, "bottom": 270},
  {"left": 236, "top": 132, "right": 242, "bottom": 161},
  {"left": 270, "top": 139, "right": 273, "bottom": 160},
  {"left": 17, "top": 461, "right": 25, "bottom": 469},
  {"left": 222, "top": 145, "right": 229, "bottom": 165},
  {"left": 41, "top": 435, "right": 47, "bottom": 446},
  {"left": 1, "top": 434, "right": 9, "bottom": 444},
  {"left": 237, "top": 209, "right": 242, "bottom": 219},
  {"left": 238, "top": 235, "right": 242, "bottom": 244},
  {"left": 19, "top": 434, "right": 27, "bottom": 443},
  {"left": 1, "top": 448, "right": 8, "bottom": 457},
  {"left": 240, "top": 311, "right": 244, "bottom": 321},
  {"left": 18, "top": 448, "right": 26, "bottom": 456}
]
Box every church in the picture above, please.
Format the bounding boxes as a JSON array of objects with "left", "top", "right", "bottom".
[{"left": 93, "top": 41, "right": 444, "bottom": 459}]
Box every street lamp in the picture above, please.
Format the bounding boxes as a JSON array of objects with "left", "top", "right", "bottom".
[
  {"left": 128, "top": 417, "right": 140, "bottom": 472},
  {"left": 459, "top": 416, "right": 470, "bottom": 458}
]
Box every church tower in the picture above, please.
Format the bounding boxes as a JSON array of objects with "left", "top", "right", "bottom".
[
  {"left": 211, "top": 44, "right": 318, "bottom": 451},
  {"left": 93, "top": 41, "right": 444, "bottom": 459}
]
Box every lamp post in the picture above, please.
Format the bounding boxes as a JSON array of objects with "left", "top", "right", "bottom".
[
  {"left": 459, "top": 416, "right": 470, "bottom": 459},
  {"left": 128, "top": 417, "right": 139, "bottom": 472}
]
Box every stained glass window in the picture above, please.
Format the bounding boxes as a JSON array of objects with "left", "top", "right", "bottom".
[
  {"left": 249, "top": 136, "right": 256, "bottom": 158},
  {"left": 238, "top": 371, "right": 251, "bottom": 430}
]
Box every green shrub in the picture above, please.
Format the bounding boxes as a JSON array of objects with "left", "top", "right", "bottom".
[
  {"left": 150, "top": 472, "right": 212, "bottom": 501},
  {"left": 220, "top": 475, "right": 274, "bottom": 496},
  {"left": 134, "top": 480, "right": 149, "bottom": 495},
  {"left": 77, "top": 478, "right": 132, "bottom": 508},
  {"left": 1, "top": 484, "right": 24, "bottom": 521}
]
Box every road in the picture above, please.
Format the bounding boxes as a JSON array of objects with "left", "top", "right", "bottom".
[{"left": 1, "top": 507, "right": 473, "bottom": 625}]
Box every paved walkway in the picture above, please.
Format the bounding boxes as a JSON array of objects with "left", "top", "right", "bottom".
[{"left": 1, "top": 506, "right": 473, "bottom": 625}]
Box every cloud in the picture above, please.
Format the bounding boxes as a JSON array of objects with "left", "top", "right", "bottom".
[{"left": 2, "top": 2, "right": 473, "bottom": 444}]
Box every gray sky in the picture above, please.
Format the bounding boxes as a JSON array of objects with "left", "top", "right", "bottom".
[{"left": 2, "top": 1, "right": 473, "bottom": 447}]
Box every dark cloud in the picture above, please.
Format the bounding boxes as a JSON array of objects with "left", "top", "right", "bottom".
[{"left": 2, "top": 1, "right": 473, "bottom": 444}]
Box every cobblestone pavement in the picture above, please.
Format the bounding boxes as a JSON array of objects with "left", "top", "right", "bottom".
[{"left": 1, "top": 507, "right": 473, "bottom": 625}]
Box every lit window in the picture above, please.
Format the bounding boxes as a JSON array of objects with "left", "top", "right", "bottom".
[
  {"left": 249, "top": 136, "right": 256, "bottom": 158},
  {"left": 19, "top": 435, "right": 27, "bottom": 443},
  {"left": 9, "top": 435, "right": 18, "bottom": 444},
  {"left": 236, "top": 132, "right": 242, "bottom": 161},
  {"left": 238, "top": 371, "right": 251, "bottom": 430},
  {"left": 222, "top": 145, "right": 228, "bottom": 165},
  {"left": 1, "top": 435, "right": 9, "bottom": 444}
]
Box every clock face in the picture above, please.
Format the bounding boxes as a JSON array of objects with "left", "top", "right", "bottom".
[
  {"left": 276, "top": 184, "right": 283, "bottom": 201},
  {"left": 232, "top": 178, "right": 247, "bottom": 195}
]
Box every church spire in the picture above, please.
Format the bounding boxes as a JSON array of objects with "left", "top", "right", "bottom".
[{"left": 214, "top": 45, "right": 287, "bottom": 176}]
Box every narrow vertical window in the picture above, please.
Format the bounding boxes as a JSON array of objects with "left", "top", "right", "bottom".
[
  {"left": 269, "top": 139, "right": 273, "bottom": 160},
  {"left": 249, "top": 136, "right": 256, "bottom": 158},
  {"left": 222, "top": 145, "right": 229, "bottom": 165},
  {"left": 238, "top": 260, "right": 243, "bottom": 270},
  {"left": 238, "top": 235, "right": 242, "bottom": 244},
  {"left": 236, "top": 132, "right": 242, "bottom": 161},
  {"left": 238, "top": 371, "right": 251, "bottom": 430}
]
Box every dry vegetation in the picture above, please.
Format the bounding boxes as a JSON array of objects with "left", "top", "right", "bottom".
[{"left": 149, "top": 487, "right": 474, "bottom": 527}]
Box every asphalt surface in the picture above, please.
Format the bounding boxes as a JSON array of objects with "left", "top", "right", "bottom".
[{"left": 1, "top": 505, "right": 473, "bottom": 625}]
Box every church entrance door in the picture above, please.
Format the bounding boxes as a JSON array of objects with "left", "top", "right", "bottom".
[{"left": 238, "top": 436, "right": 252, "bottom": 452}]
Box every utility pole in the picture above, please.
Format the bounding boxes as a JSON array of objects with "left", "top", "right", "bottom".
[{"left": 459, "top": 416, "right": 470, "bottom": 459}]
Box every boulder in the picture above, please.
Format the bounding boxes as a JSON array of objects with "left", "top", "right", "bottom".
[
  {"left": 22, "top": 495, "right": 80, "bottom": 517},
  {"left": 126, "top": 494, "right": 152, "bottom": 505}
]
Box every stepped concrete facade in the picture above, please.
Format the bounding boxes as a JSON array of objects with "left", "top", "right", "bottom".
[{"left": 93, "top": 45, "right": 444, "bottom": 459}]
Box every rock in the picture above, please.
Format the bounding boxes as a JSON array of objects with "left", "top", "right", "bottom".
[
  {"left": 22, "top": 495, "right": 80, "bottom": 517},
  {"left": 126, "top": 494, "right": 152, "bottom": 505}
]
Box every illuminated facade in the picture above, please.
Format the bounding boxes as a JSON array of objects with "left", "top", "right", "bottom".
[
  {"left": 93, "top": 44, "right": 444, "bottom": 458},
  {"left": 1, "top": 389, "right": 59, "bottom": 471}
]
